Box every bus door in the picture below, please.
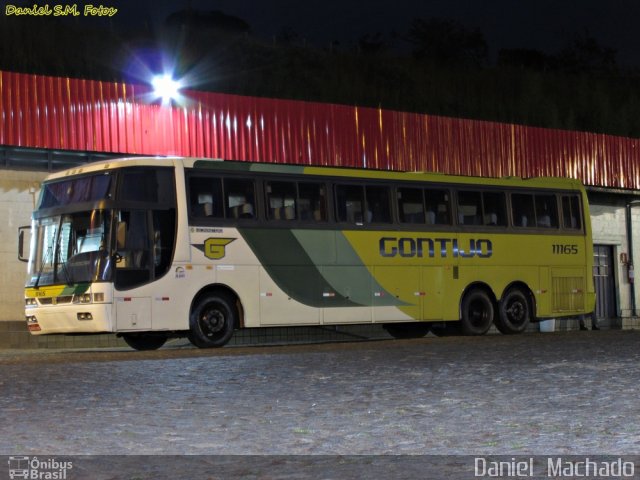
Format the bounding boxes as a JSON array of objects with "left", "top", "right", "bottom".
[{"left": 114, "top": 210, "right": 152, "bottom": 330}]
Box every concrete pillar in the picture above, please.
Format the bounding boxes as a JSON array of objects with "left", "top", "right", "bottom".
[{"left": 0, "top": 170, "right": 47, "bottom": 322}]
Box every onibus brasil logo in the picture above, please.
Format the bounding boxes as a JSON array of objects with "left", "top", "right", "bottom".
[{"left": 8, "top": 456, "right": 72, "bottom": 479}]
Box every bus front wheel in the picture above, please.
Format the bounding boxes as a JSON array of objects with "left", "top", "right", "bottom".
[
  {"left": 460, "top": 289, "right": 494, "bottom": 335},
  {"left": 496, "top": 288, "right": 531, "bottom": 334},
  {"left": 188, "top": 293, "right": 237, "bottom": 348},
  {"left": 122, "top": 333, "right": 167, "bottom": 351}
]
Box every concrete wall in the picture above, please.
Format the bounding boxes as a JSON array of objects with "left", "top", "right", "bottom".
[
  {"left": 0, "top": 170, "right": 47, "bottom": 322},
  {"left": 589, "top": 201, "right": 640, "bottom": 321}
]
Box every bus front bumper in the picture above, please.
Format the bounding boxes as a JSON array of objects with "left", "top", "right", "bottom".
[{"left": 25, "top": 303, "right": 113, "bottom": 335}]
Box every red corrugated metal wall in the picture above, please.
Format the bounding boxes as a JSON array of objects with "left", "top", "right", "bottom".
[{"left": 1, "top": 70, "right": 639, "bottom": 189}]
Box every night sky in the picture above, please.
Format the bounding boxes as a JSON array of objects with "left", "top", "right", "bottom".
[
  {"left": 4, "top": 0, "right": 640, "bottom": 66},
  {"left": 107, "top": 0, "right": 640, "bottom": 67}
]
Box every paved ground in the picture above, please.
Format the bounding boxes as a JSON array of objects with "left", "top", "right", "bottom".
[{"left": 0, "top": 330, "right": 639, "bottom": 478}]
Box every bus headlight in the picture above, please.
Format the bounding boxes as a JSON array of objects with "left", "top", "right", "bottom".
[
  {"left": 25, "top": 298, "right": 37, "bottom": 306},
  {"left": 74, "top": 293, "right": 92, "bottom": 304},
  {"left": 77, "top": 312, "right": 93, "bottom": 321}
]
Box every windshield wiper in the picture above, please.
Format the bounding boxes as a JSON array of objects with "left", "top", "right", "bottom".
[
  {"left": 34, "top": 244, "right": 53, "bottom": 288},
  {"left": 57, "top": 256, "right": 72, "bottom": 286},
  {"left": 54, "top": 240, "right": 73, "bottom": 286}
]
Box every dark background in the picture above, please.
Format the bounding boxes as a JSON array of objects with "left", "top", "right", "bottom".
[{"left": 2, "top": 0, "right": 640, "bottom": 137}]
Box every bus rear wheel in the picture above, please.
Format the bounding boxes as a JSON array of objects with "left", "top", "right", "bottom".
[
  {"left": 384, "top": 322, "right": 430, "bottom": 339},
  {"left": 188, "top": 293, "right": 237, "bottom": 348},
  {"left": 122, "top": 333, "right": 167, "bottom": 351},
  {"left": 496, "top": 288, "right": 531, "bottom": 334},
  {"left": 460, "top": 289, "right": 494, "bottom": 335}
]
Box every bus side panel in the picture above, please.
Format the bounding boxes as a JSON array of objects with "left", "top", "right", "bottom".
[
  {"left": 259, "top": 266, "right": 321, "bottom": 325},
  {"left": 421, "top": 266, "right": 444, "bottom": 320},
  {"left": 537, "top": 266, "right": 551, "bottom": 317},
  {"left": 372, "top": 266, "right": 421, "bottom": 321},
  {"left": 216, "top": 265, "right": 260, "bottom": 327}
]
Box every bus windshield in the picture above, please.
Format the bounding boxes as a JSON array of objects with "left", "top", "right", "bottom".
[{"left": 26, "top": 209, "right": 113, "bottom": 287}]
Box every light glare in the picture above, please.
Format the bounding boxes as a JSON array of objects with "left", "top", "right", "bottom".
[{"left": 152, "top": 74, "right": 181, "bottom": 103}]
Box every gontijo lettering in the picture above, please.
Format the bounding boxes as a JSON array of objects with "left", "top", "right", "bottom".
[{"left": 380, "top": 237, "right": 492, "bottom": 258}]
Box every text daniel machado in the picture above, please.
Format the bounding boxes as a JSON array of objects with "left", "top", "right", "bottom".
[{"left": 475, "top": 457, "right": 635, "bottom": 478}]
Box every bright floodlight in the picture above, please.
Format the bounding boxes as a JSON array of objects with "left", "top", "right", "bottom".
[{"left": 152, "top": 74, "right": 181, "bottom": 103}]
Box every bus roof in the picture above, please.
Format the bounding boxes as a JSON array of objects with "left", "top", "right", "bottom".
[{"left": 44, "top": 156, "right": 585, "bottom": 191}]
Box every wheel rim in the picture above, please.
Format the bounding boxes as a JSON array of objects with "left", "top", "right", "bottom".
[
  {"left": 199, "top": 304, "right": 227, "bottom": 338},
  {"left": 505, "top": 297, "right": 527, "bottom": 327},
  {"left": 468, "top": 298, "right": 490, "bottom": 327}
]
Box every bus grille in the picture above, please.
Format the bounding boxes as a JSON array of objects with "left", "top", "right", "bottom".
[
  {"left": 552, "top": 276, "right": 585, "bottom": 312},
  {"left": 38, "top": 295, "right": 74, "bottom": 305}
]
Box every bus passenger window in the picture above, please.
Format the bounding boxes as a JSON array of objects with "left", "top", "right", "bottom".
[
  {"left": 266, "top": 181, "right": 297, "bottom": 220},
  {"left": 482, "top": 192, "right": 507, "bottom": 226},
  {"left": 365, "top": 186, "right": 391, "bottom": 223},
  {"left": 189, "top": 177, "right": 223, "bottom": 218},
  {"left": 225, "top": 179, "right": 256, "bottom": 219},
  {"left": 336, "top": 185, "right": 364, "bottom": 224},
  {"left": 425, "top": 189, "right": 451, "bottom": 225},
  {"left": 512, "top": 194, "right": 535, "bottom": 228},
  {"left": 535, "top": 195, "right": 558, "bottom": 228},
  {"left": 398, "top": 188, "right": 425, "bottom": 224},
  {"left": 457, "top": 191, "right": 482, "bottom": 225},
  {"left": 299, "top": 182, "right": 327, "bottom": 221},
  {"left": 562, "top": 195, "right": 582, "bottom": 229}
]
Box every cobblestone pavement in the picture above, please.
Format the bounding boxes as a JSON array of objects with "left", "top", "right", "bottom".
[{"left": 0, "top": 330, "right": 639, "bottom": 457}]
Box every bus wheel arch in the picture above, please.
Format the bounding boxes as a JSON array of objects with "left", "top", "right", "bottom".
[
  {"left": 459, "top": 283, "right": 496, "bottom": 336},
  {"left": 496, "top": 282, "right": 534, "bottom": 335},
  {"left": 188, "top": 285, "right": 242, "bottom": 348}
]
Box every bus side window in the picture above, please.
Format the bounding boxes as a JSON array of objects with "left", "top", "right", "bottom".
[
  {"left": 336, "top": 185, "right": 364, "bottom": 224},
  {"left": 457, "top": 191, "right": 482, "bottom": 225},
  {"left": 225, "top": 178, "right": 256, "bottom": 219},
  {"left": 266, "top": 181, "right": 297, "bottom": 220},
  {"left": 562, "top": 195, "right": 582, "bottom": 229},
  {"left": 365, "top": 186, "right": 391, "bottom": 223},
  {"left": 189, "top": 176, "right": 223, "bottom": 218},
  {"left": 425, "top": 189, "right": 451, "bottom": 225},
  {"left": 535, "top": 194, "right": 558, "bottom": 228},
  {"left": 115, "top": 210, "right": 151, "bottom": 289},
  {"left": 512, "top": 194, "right": 535, "bottom": 228},
  {"left": 482, "top": 192, "right": 507, "bottom": 226},
  {"left": 398, "top": 187, "right": 425, "bottom": 224},
  {"left": 299, "top": 182, "right": 327, "bottom": 221}
]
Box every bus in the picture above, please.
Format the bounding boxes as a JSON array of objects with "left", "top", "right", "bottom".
[{"left": 22, "top": 157, "right": 595, "bottom": 350}]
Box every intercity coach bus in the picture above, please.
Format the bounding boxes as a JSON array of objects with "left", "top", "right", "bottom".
[{"left": 21, "top": 157, "right": 595, "bottom": 350}]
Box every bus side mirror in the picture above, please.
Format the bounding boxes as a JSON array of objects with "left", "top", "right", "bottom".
[{"left": 18, "top": 225, "right": 31, "bottom": 262}]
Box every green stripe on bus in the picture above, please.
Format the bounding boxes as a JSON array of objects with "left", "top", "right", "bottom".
[{"left": 238, "top": 228, "right": 404, "bottom": 308}]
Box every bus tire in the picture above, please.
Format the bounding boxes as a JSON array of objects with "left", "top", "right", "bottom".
[
  {"left": 188, "top": 293, "right": 236, "bottom": 348},
  {"left": 122, "top": 333, "right": 167, "bottom": 351},
  {"left": 384, "top": 322, "right": 430, "bottom": 339},
  {"left": 460, "top": 289, "right": 494, "bottom": 336},
  {"left": 496, "top": 288, "right": 531, "bottom": 334}
]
